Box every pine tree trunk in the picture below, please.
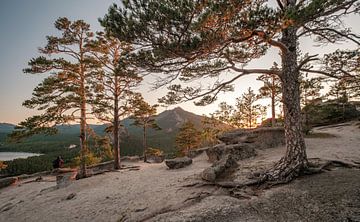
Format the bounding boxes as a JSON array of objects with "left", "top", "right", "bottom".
[
  {"left": 113, "top": 78, "right": 121, "bottom": 170},
  {"left": 271, "top": 77, "right": 276, "bottom": 127},
  {"left": 266, "top": 25, "right": 308, "bottom": 182},
  {"left": 143, "top": 125, "right": 147, "bottom": 162},
  {"left": 79, "top": 80, "right": 87, "bottom": 178},
  {"left": 113, "top": 107, "right": 121, "bottom": 169}
]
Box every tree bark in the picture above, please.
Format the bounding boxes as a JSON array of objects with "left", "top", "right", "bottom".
[
  {"left": 271, "top": 77, "right": 276, "bottom": 127},
  {"left": 78, "top": 39, "right": 87, "bottom": 178},
  {"left": 79, "top": 74, "right": 87, "bottom": 178},
  {"left": 113, "top": 77, "right": 121, "bottom": 169},
  {"left": 143, "top": 125, "right": 147, "bottom": 162},
  {"left": 266, "top": 25, "right": 308, "bottom": 182}
]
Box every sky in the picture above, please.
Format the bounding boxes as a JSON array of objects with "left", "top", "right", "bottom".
[{"left": 0, "top": 0, "right": 359, "bottom": 124}]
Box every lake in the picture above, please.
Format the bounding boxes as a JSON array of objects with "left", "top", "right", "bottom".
[{"left": 0, "top": 152, "right": 42, "bottom": 161}]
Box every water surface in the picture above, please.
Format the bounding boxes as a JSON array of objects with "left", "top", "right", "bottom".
[{"left": 0, "top": 152, "right": 42, "bottom": 161}]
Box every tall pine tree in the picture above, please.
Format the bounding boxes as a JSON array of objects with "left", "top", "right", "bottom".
[
  {"left": 89, "top": 31, "right": 142, "bottom": 169},
  {"left": 11, "top": 18, "right": 99, "bottom": 178}
]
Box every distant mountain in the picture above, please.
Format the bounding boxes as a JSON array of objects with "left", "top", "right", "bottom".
[
  {"left": 0, "top": 123, "right": 15, "bottom": 133},
  {"left": 0, "top": 107, "right": 214, "bottom": 155},
  {"left": 155, "top": 107, "right": 204, "bottom": 131}
]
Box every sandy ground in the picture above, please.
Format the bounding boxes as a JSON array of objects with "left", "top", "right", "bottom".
[{"left": 0, "top": 121, "right": 359, "bottom": 222}]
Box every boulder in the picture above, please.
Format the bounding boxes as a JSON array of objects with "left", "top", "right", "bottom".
[
  {"left": 206, "top": 143, "right": 256, "bottom": 163},
  {"left": 165, "top": 157, "right": 193, "bottom": 169},
  {"left": 218, "top": 127, "right": 285, "bottom": 149},
  {"left": 201, "top": 154, "right": 238, "bottom": 182},
  {"left": 121, "top": 156, "right": 141, "bottom": 162},
  {"left": 146, "top": 154, "right": 165, "bottom": 163},
  {"left": 0, "top": 177, "right": 18, "bottom": 189}
]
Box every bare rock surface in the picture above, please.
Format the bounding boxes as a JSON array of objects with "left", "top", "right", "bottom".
[
  {"left": 165, "top": 157, "right": 193, "bottom": 169},
  {"left": 150, "top": 168, "right": 360, "bottom": 222},
  {"left": 0, "top": 121, "right": 359, "bottom": 222},
  {"left": 219, "top": 127, "right": 285, "bottom": 149}
]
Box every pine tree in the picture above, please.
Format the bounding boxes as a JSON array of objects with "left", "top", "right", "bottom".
[
  {"left": 257, "top": 63, "right": 282, "bottom": 127},
  {"left": 130, "top": 94, "right": 161, "bottom": 162},
  {"left": 300, "top": 74, "right": 323, "bottom": 107},
  {"left": 10, "top": 18, "right": 100, "bottom": 178},
  {"left": 201, "top": 115, "right": 229, "bottom": 146},
  {"left": 212, "top": 102, "right": 236, "bottom": 127},
  {"left": 175, "top": 121, "right": 201, "bottom": 156},
  {"left": 89, "top": 31, "right": 142, "bottom": 169},
  {"left": 102, "top": 0, "right": 359, "bottom": 182},
  {"left": 323, "top": 49, "right": 360, "bottom": 100},
  {"left": 299, "top": 74, "right": 324, "bottom": 129},
  {"left": 236, "top": 88, "right": 265, "bottom": 128}
]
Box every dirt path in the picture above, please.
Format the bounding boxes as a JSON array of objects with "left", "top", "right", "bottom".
[{"left": 0, "top": 121, "right": 359, "bottom": 222}]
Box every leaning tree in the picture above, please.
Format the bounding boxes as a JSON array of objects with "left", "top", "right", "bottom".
[
  {"left": 10, "top": 18, "right": 100, "bottom": 178},
  {"left": 102, "top": 0, "right": 360, "bottom": 182}
]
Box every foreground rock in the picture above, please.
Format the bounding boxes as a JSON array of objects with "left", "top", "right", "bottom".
[
  {"left": 219, "top": 127, "right": 285, "bottom": 149},
  {"left": 201, "top": 154, "right": 238, "bottom": 182},
  {"left": 206, "top": 143, "right": 256, "bottom": 163},
  {"left": 165, "top": 157, "right": 193, "bottom": 169}
]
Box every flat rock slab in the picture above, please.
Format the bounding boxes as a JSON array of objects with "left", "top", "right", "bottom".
[
  {"left": 165, "top": 157, "right": 193, "bottom": 169},
  {"left": 218, "top": 127, "right": 285, "bottom": 149}
]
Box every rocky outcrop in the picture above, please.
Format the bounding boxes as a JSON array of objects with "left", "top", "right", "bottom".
[
  {"left": 201, "top": 154, "right": 238, "bottom": 182},
  {"left": 188, "top": 147, "right": 210, "bottom": 158},
  {"left": 218, "top": 127, "right": 285, "bottom": 149},
  {"left": 165, "top": 157, "right": 193, "bottom": 169},
  {"left": 0, "top": 177, "right": 18, "bottom": 189},
  {"left": 206, "top": 143, "right": 256, "bottom": 163}
]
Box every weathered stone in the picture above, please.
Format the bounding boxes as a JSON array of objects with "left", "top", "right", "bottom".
[
  {"left": 146, "top": 154, "right": 165, "bottom": 163},
  {"left": 165, "top": 157, "right": 193, "bottom": 169},
  {"left": 121, "top": 155, "right": 141, "bottom": 162},
  {"left": 206, "top": 143, "right": 256, "bottom": 163},
  {"left": 66, "top": 193, "right": 76, "bottom": 200},
  {"left": 201, "top": 154, "right": 238, "bottom": 182},
  {"left": 0, "top": 177, "right": 18, "bottom": 189},
  {"left": 188, "top": 147, "right": 210, "bottom": 158},
  {"left": 218, "top": 127, "right": 285, "bottom": 149}
]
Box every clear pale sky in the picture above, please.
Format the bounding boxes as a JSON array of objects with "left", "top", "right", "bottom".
[{"left": 0, "top": 1, "right": 358, "bottom": 124}]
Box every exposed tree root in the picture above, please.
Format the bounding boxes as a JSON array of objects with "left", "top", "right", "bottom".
[{"left": 199, "top": 159, "right": 360, "bottom": 190}]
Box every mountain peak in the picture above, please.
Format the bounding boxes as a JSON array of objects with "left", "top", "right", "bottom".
[{"left": 173, "top": 107, "right": 185, "bottom": 112}]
